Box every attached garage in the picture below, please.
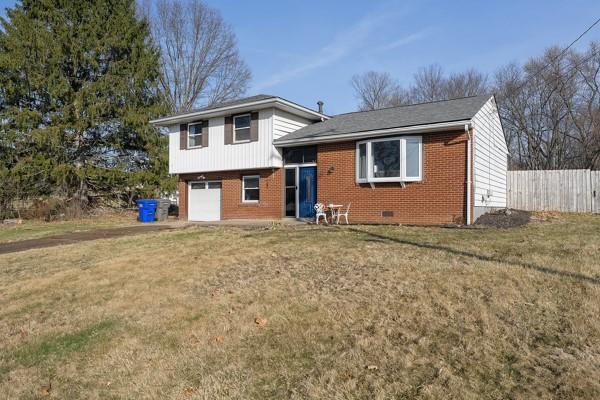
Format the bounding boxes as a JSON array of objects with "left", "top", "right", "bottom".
[{"left": 187, "top": 181, "right": 221, "bottom": 221}]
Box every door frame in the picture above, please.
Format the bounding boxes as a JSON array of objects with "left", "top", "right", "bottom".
[
  {"left": 188, "top": 180, "right": 222, "bottom": 221},
  {"left": 284, "top": 163, "right": 317, "bottom": 219}
]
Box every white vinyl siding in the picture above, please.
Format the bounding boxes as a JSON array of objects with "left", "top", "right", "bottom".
[
  {"left": 472, "top": 97, "right": 508, "bottom": 208},
  {"left": 169, "top": 109, "right": 276, "bottom": 174},
  {"left": 273, "top": 109, "right": 310, "bottom": 139}
]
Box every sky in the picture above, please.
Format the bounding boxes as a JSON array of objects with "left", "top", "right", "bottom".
[{"left": 1, "top": 0, "right": 600, "bottom": 115}]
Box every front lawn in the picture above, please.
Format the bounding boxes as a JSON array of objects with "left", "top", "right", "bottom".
[
  {"left": 0, "top": 213, "right": 140, "bottom": 244},
  {"left": 1, "top": 215, "right": 599, "bottom": 399}
]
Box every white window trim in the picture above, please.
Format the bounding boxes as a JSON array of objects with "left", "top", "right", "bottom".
[
  {"left": 187, "top": 122, "right": 203, "bottom": 149},
  {"left": 403, "top": 136, "right": 423, "bottom": 181},
  {"left": 355, "top": 135, "right": 422, "bottom": 183},
  {"left": 356, "top": 142, "right": 368, "bottom": 183},
  {"left": 242, "top": 175, "right": 260, "bottom": 203},
  {"left": 233, "top": 113, "right": 251, "bottom": 143}
]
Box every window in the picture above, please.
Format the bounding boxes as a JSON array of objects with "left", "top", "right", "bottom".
[
  {"left": 242, "top": 175, "right": 259, "bottom": 202},
  {"left": 404, "top": 137, "right": 421, "bottom": 179},
  {"left": 233, "top": 114, "right": 251, "bottom": 142},
  {"left": 283, "top": 146, "right": 317, "bottom": 164},
  {"left": 191, "top": 181, "right": 221, "bottom": 190},
  {"left": 357, "top": 143, "right": 367, "bottom": 180},
  {"left": 372, "top": 140, "right": 400, "bottom": 178},
  {"left": 188, "top": 122, "right": 203, "bottom": 148},
  {"left": 356, "top": 136, "right": 422, "bottom": 183}
]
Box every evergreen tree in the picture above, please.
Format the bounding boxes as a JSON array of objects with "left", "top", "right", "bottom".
[{"left": 0, "top": 0, "right": 171, "bottom": 216}]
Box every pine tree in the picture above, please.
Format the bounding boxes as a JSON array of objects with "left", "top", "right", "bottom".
[{"left": 0, "top": 0, "right": 171, "bottom": 215}]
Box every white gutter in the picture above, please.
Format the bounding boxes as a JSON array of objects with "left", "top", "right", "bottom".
[
  {"left": 149, "top": 98, "right": 329, "bottom": 125},
  {"left": 274, "top": 120, "right": 472, "bottom": 146},
  {"left": 465, "top": 124, "right": 472, "bottom": 225}
]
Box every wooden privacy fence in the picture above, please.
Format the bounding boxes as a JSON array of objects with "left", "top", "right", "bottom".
[{"left": 507, "top": 169, "right": 600, "bottom": 213}]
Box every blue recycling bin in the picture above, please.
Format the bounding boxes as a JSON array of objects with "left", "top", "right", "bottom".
[{"left": 136, "top": 199, "right": 158, "bottom": 223}]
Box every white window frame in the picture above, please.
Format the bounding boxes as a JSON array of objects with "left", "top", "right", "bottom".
[
  {"left": 233, "top": 113, "right": 251, "bottom": 143},
  {"left": 187, "top": 122, "right": 203, "bottom": 149},
  {"left": 242, "top": 175, "right": 260, "bottom": 203},
  {"left": 356, "top": 142, "right": 368, "bottom": 183},
  {"left": 355, "top": 135, "right": 422, "bottom": 183}
]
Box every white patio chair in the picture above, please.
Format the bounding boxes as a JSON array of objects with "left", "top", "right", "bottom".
[
  {"left": 336, "top": 203, "right": 351, "bottom": 224},
  {"left": 314, "top": 203, "right": 328, "bottom": 224}
]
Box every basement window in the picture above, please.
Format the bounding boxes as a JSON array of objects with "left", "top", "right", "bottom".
[{"left": 356, "top": 136, "right": 422, "bottom": 183}]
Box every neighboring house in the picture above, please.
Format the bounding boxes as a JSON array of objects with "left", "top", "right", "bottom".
[{"left": 150, "top": 94, "right": 508, "bottom": 225}]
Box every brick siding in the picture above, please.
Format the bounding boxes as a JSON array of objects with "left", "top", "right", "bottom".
[
  {"left": 178, "top": 168, "right": 283, "bottom": 220},
  {"left": 177, "top": 130, "right": 468, "bottom": 225},
  {"left": 316, "top": 131, "right": 468, "bottom": 225}
]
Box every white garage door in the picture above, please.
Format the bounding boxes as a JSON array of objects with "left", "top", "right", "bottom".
[{"left": 188, "top": 181, "right": 221, "bottom": 221}]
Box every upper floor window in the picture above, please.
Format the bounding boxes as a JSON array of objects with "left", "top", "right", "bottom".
[
  {"left": 233, "top": 114, "right": 251, "bottom": 142},
  {"left": 188, "top": 122, "right": 203, "bottom": 148},
  {"left": 356, "top": 136, "right": 422, "bottom": 183}
]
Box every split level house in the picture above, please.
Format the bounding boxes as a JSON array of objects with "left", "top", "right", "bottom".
[{"left": 150, "top": 94, "right": 508, "bottom": 225}]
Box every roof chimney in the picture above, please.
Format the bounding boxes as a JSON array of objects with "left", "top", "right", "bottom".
[{"left": 317, "top": 100, "right": 324, "bottom": 114}]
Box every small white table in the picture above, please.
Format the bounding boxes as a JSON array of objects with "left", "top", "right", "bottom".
[{"left": 327, "top": 204, "right": 343, "bottom": 224}]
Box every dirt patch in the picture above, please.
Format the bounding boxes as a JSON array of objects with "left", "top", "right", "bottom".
[
  {"left": 474, "top": 208, "right": 531, "bottom": 228},
  {"left": 0, "top": 225, "right": 173, "bottom": 255}
]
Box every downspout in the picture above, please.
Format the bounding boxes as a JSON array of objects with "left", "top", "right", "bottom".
[{"left": 465, "top": 124, "right": 472, "bottom": 225}]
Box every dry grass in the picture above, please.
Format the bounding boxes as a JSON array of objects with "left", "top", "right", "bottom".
[
  {"left": 1, "top": 214, "right": 600, "bottom": 399},
  {"left": 0, "top": 213, "right": 141, "bottom": 244}
]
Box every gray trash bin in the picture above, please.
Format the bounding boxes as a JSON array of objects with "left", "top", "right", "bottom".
[{"left": 155, "top": 199, "right": 171, "bottom": 222}]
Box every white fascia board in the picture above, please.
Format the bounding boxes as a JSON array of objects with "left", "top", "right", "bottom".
[
  {"left": 150, "top": 98, "right": 329, "bottom": 126},
  {"left": 274, "top": 120, "right": 473, "bottom": 146}
]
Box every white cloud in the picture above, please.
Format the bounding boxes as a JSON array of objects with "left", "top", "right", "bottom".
[
  {"left": 254, "top": 10, "right": 400, "bottom": 91},
  {"left": 375, "top": 29, "right": 431, "bottom": 52}
]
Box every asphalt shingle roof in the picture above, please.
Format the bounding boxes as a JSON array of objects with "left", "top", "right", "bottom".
[
  {"left": 161, "top": 94, "right": 277, "bottom": 119},
  {"left": 275, "top": 94, "right": 491, "bottom": 143}
]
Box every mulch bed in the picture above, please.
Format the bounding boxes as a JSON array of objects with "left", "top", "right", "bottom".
[{"left": 474, "top": 209, "right": 531, "bottom": 229}]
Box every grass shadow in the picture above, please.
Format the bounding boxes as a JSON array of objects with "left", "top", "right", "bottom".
[{"left": 348, "top": 227, "right": 600, "bottom": 286}]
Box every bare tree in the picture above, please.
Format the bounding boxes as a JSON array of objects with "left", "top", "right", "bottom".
[
  {"left": 495, "top": 43, "right": 600, "bottom": 170},
  {"left": 410, "top": 64, "right": 488, "bottom": 102},
  {"left": 143, "top": 0, "right": 251, "bottom": 112},
  {"left": 410, "top": 64, "right": 446, "bottom": 102},
  {"left": 446, "top": 69, "right": 489, "bottom": 99},
  {"left": 351, "top": 71, "right": 410, "bottom": 111},
  {"left": 350, "top": 44, "right": 600, "bottom": 171},
  {"left": 564, "top": 42, "right": 600, "bottom": 169}
]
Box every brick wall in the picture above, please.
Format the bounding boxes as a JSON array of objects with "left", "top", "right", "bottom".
[
  {"left": 317, "top": 131, "right": 468, "bottom": 225},
  {"left": 178, "top": 168, "right": 283, "bottom": 220},
  {"left": 177, "top": 130, "right": 468, "bottom": 224}
]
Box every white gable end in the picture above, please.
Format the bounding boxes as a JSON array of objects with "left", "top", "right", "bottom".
[{"left": 472, "top": 97, "right": 508, "bottom": 210}]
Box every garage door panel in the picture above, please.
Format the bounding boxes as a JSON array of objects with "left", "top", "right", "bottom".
[{"left": 188, "top": 181, "right": 221, "bottom": 221}]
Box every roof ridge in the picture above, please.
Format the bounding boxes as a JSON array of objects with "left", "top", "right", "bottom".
[
  {"left": 333, "top": 94, "right": 489, "bottom": 117},
  {"left": 192, "top": 94, "right": 276, "bottom": 111}
]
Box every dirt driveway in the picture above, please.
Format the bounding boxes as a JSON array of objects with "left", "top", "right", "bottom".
[{"left": 0, "top": 225, "right": 174, "bottom": 255}]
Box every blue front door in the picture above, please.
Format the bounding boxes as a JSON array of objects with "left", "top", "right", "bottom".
[{"left": 298, "top": 166, "right": 317, "bottom": 218}]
